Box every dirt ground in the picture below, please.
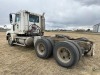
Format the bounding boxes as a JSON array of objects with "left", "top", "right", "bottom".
[{"left": 0, "top": 32, "right": 100, "bottom": 75}]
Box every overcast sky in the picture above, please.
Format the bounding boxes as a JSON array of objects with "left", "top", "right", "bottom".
[{"left": 0, "top": 0, "right": 100, "bottom": 30}]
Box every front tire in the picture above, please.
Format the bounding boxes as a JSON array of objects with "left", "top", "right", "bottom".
[{"left": 8, "top": 36, "right": 14, "bottom": 46}]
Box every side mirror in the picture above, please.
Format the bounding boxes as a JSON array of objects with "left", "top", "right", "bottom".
[{"left": 9, "top": 14, "right": 12, "bottom": 23}]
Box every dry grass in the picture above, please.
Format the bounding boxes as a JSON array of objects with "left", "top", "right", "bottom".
[{"left": 0, "top": 32, "right": 100, "bottom": 75}]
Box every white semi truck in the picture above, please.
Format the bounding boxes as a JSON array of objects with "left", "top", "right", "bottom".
[{"left": 6, "top": 10, "right": 94, "bottom": 68}]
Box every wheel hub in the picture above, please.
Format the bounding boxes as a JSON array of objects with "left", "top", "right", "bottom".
[
  {"left": 37, "top": 43, "right": 45, "bottom": 55},
  {"left": 57, "top": 47, "right": 71, "bottom": 63},
  {"left": 8, "top": 37, "right": 12, "bottom": 44}
]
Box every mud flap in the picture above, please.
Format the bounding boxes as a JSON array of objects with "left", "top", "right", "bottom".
[{"left": 88, "top": 44, "right": 95, "bottom": 56}]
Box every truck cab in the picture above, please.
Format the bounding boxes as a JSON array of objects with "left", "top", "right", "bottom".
[
  {"left": 6, "top": 10, "right": 45, "bottom": 46},
  {"left": 8, "top": 10, "right": 45, "bottom": 35}
]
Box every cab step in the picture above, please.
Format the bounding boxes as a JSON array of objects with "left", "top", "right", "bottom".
[{"left": 13, "top": 43, "right": 26, "bottom": 46}]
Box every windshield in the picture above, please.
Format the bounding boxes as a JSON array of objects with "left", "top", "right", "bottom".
[{"left": 29, "top": 14, "right": 39, "bottom": 23}]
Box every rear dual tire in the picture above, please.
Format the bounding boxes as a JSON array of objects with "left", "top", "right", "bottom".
[
  {"left": 35, "top": 38, "right": 53, "bottom": 59},
  {"left": 53, "top": 41, "right": 80, "bottom": 68},
  {"left": 35, "top": 38, "right": 82, "bottom": 68},
  {"left": 68, "top": 40, "right": 83, "bottom": 60}
]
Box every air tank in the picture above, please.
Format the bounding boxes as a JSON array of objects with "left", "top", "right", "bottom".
[{"left": 17, "top": 37, "right": 34, "bottom": 46}]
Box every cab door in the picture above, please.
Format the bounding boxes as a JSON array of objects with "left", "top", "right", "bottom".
[{"left": 14, "top": 14, "right": 21, "bottom": 33}]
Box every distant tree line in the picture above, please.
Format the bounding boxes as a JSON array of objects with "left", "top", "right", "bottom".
[
  {"left": 45, "top": 29, "right": 92, "bottom": 32},
  {"left": 0, "top": 27, "right": 10, "bottom": 32},
  {"left": 75, "top": 29, "right": 92, "bottom": 32}
]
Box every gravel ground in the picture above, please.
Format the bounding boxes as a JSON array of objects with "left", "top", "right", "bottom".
[{"left": 0, "top": 32, "right": 100, "bottom": 75}]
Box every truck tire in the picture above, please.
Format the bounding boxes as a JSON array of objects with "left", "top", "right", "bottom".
[
  {"left": 47, "top": 38, "right": 54, "bottom": 48},
  {"left": 47, "top": 38, "right": 54, "bottom": 56},
  {"left": 35, "top": 38, "right": 52, "bottom": 59},
  {"left": 68, "top": 40, "right": 83, "bottom": 60},
  {"left": 53, "top": 41, "right": 80, "bottom": 68},
  {"left": 8, "top": 36, "right": 14, "bottom": 46}
]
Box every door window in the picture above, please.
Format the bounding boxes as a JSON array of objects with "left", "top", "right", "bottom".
[{"left": 15, "top": 14, "right": 20, "bottom": 22}]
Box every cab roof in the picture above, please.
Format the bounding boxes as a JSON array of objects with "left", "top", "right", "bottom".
[{"left": 17, "top": 10, "right": 43, "bottom": 16}]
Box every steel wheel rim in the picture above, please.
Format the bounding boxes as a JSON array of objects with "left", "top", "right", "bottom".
[
  {"left": 37, "top": 43, "right": 46, "bottom": 55},
  {"left": 57, "top": 47, "right": 71, "bottom": 63}
]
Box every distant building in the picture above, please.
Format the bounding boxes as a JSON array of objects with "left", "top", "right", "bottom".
[{"left": 93, "top": 23, "right": 100, "bottom": 32}]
